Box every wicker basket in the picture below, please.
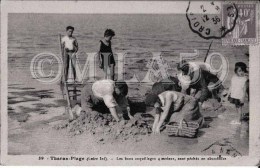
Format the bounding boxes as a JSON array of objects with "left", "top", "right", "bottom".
[{"left": 166, "top": 120, "right": 200, "bottom": 138}]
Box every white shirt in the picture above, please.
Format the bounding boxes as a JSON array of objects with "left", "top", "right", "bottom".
[
  {"left": 62, "top": 36, "right": 76, "bottom": 50},
  {"left": 92, "top": 79, "right": 117, "bottom": 108},
  {"left": 230, "top": 75, "right": 248, "bottom": 101}
]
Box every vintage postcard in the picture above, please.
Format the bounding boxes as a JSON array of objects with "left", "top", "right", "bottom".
[{"left": 1, "top": 1, "right": 260, "bottom": 166}]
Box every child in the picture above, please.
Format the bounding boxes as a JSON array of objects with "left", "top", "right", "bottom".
[
  {"left": 145, "top": 91, "right": 203, "bottom": 134},
  {"left": 61, "top": 26, "right": 78, "bottom": 83},
  {"left": 176, "top": 60, "right": 223, "bottom": 109},
  {"left": 228, "top": 62, "right": 249, "bottom": 125},
  {"left": 97, "top": 29, "right": 116, "bottom": 80},
  {"left": 80, "top": 79, "right": 132, "bottom": 122}
]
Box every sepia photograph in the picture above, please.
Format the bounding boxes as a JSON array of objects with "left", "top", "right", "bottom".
[{"left": 1, "top": 1, "right": 260, "bottom": 166}]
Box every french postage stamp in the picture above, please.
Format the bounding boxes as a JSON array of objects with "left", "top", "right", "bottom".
[
  {"left": 1, "top": 0, "right": 260, "bottom": 166},
  {"left": 222, "top": 3, "right": 258, "bottom": 45}
]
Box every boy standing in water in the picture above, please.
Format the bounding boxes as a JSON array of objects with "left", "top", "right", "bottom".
[
  {"left": 61, "top": 26, "right": 78, "bottom": 83},
  {"left": 97, "top": 29, "right": 116, "bottom": 80}
]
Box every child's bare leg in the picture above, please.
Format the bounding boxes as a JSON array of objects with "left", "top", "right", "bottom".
[
  {"left": 110, "top": 64, "right": 115, "bottom": 80},
  {"left": 64, "top": 53, "right": 69, "bottom": 81},
  {"left": 103, "top": 65, "right": 108, "bottom": 79},
  {"left": 71, "top": 56, "right": 77, "bottom": 81}
]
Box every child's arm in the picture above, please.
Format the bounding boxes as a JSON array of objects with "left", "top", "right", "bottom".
[
  {"left": 61, "top": 37, "right": 65, "bottom": 59},
  {"left": 110, "top": 41, "right": 113, "bottom": 52},
  {"left": 74, "top": 38, "right": 79, "bottom": 53},
  {"left": 190, "top": 88, "right": 197, "bottom": 97},
  {"left": 108, "top": 107, "right": 120, "bottom": 122},
  {"left": 125, "top": 98, "right": 133, "bottom": 119},
  {"left": 155, "top": 94, "right": 172, "bottom": 134},
  {"left": 227, "top": 78, "right": 233, "bottom": 97},
  {"left": 97, "top": 42, "right": 102, "bottom": 68},
  {"left": 153, "top": 113, "right": 160, "bottom": 134},
  {"left": 241, "top": 79, "right": 249, "bottom": 103}
]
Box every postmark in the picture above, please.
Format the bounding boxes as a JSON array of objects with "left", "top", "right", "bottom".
[
  {"left": 186, "top": 1, "right": 238, "bottom": 40},
  {"left": 222, "top": 3, "right": 258, "bottom": 45}
]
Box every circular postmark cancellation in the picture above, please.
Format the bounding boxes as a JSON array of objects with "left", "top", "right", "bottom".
[{"left": 186, "top": 2, "right": 239, "bottom": 40}]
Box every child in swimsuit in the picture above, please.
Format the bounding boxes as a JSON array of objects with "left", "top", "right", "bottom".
[{"left": 97, "top": 29, "right": 116, "bottom": 80}]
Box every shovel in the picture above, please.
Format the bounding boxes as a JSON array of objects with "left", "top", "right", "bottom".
[{"left": 59, "top": 34, "right": 74, "bottom": 121}]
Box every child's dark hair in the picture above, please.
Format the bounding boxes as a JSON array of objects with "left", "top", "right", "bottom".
[
  {"left": 235, "top": 62, "right": 248, "bottom": 73},
  {"left": 66, "top": 26, "right": 74, "bottom": 31},
  {"left": 177, "top": 60, "right": 190, "bottom": 75},
  {"left": 115, "top": 80, "right": 128, "bottom": 96},
  {"left": 104, "top": 29, "right": 115, "bottom": 37},
  {"left": 145, "top": 93, "right": 162, "bottom": 107},
  {"left": 152, "top": 82, "right": 166, "bottom": 95}
]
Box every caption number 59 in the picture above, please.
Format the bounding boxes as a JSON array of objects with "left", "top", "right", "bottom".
[{"left": 39, "top": 156, "right": 44, "bottom": 160}]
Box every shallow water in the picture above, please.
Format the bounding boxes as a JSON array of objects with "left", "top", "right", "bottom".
[{"left": 8, "top": 14, "right": 249, "bottom": 86}]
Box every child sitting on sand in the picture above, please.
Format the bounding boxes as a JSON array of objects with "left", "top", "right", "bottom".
[
  {"left": 97, "top": 29, "right": 116, "bottom": 80},
  {"left": 61, "top": 26, "right": 78, "bottom": 83},
  {"left": 228, "top": 62, "right": 249, "bottom": 125}
]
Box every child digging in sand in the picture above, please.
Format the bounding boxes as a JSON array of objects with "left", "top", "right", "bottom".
[
  {"left": 61, "top": 26, "right": 79, "bottom": 83},
  {"left": 145, "top": 90, "right": 204, "bottom": 134},
  {"left": 97, "top": 29, "right": 116, "bottom": 80},
  {"left": 80, "top": 79, "right": 133, "bottom": 122},
  {"left": 228, "top": 62, "right": 249, "bottom": 125}
]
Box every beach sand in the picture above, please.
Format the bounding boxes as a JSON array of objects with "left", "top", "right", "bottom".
[{"left": 7, "top": 55, "right": 249, "bottom": 155}]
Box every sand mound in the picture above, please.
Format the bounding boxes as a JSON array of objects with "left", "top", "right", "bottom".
[
  {"left": 54, "top": 111, "right": 153, "bottom": 142},
  {"left": 53, "top": 99, "right": 228, "bottom": 142}
]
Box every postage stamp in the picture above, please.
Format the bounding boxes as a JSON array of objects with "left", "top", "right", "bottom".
[
  {"left": 222, "top": 3, "right": 258, "bottom": 45},
  {"left": 1, "top": 0, "right": 260, "bottom": 166}
]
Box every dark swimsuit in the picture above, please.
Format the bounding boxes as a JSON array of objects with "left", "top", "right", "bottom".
[{"left": 100, "top": 40, "right": 115, "bottom": 69}]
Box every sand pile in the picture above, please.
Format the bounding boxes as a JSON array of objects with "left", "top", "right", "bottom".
[
  {"left": 53, "top": 99, "right": 227, "bottom": 142},
  {"left": 54, "top": 111, "right": 153, "bottom": 142}
]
